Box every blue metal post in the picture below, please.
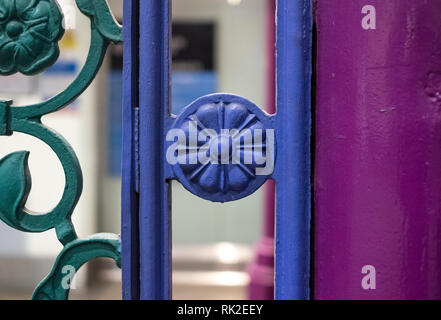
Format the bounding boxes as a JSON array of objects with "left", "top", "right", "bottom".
[
  {"left": 121, "top": 0, "right": 140, "bottom": 300},
  {"left": 274, "top": 0, "right": 312, "bottom": 299},
  {"left": 138, "top": 0, "right": 171, "bottom": 299}
]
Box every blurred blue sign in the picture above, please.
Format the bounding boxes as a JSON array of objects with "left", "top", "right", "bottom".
[{"left": 172, "top": 71, "right": 218, "bottom": 114}]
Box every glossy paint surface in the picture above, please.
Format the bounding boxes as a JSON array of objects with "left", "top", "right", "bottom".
[
  {"left": 138, "top": 0, "right": 171, "bottom": 300},
  {"left": 274, "top": 0, "right": 312, "bottom": 300},
  {"left": 315, "top": 0, "right": 441, "bottom": 299}
]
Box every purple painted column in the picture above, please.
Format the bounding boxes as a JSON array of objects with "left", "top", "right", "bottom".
[
  {"left": 315, "top": 0, "right": 441, "bottom": 299},
  {"left": 247, "top": 0, "right": 275, "bottom": 300}
]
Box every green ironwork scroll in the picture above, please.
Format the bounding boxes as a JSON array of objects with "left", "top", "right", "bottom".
[{"left": 0, "top": 0, "right": 122, "bottom": 300}]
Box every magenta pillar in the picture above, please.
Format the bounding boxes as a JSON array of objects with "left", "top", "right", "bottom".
[
  {"left": 315, "top": 0, "right": 441, "bottom": 299},
  {"left": 247, "top": 0, "right": 275, "bottom": 300}
]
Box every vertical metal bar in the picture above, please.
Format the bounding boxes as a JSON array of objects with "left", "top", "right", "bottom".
[
  {"left": 121, "top": 0, "right": 140, "bottom": 300},
  {"left": 138, "top": 0, "right": 171, "bottom": 299},
  {"left": 274, "top": 0, "right": 312, "bottom": 299},
  {"left": 315, "top": 0, "right": 441, "bottom": 299}
]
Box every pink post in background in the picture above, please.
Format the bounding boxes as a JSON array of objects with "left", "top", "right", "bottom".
[
  {"left": 315, "top": 0, "right": 441, "bottom": 299},
  {"left": 247, "top": 0, "right": 275, "bottom": 300}
]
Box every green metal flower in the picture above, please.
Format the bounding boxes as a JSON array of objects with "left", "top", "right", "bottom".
[{"left": 0, "top": 0, "right": 64, "bottom": 75}]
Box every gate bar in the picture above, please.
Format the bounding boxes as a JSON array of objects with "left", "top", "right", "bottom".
[
  {"left": 138, "top": 0, "right": 171, "bottom": 300},
  {"left": 122, "top": 0, "right": 140, "bottom": 300},
  {"left": 274, "top": 0, "right": 313, "bottom": 299}
]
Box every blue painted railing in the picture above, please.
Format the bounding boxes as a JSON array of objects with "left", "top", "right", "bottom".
[
  {"left": 274, "top": 0, "right": 312, "bottom": 299},
  {"left": 122, "top": 0, "right": 312, "bottom": 300},
  {"left": 122, "top": 0, "right": 140, "bottom": 300},
  {"left": 138, "top": 0, "right": 171, "bottom": 300}
]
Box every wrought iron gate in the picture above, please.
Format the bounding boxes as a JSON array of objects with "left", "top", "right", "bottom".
[
  {"left": 121, "top": 0, "right": 312, "bottom": 300},
  {"left": 0, "top": 0, "right": 312, "bottom": 300}
]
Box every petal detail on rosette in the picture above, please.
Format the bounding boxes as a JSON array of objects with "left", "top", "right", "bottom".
[
  {"left": 0, "top": 42, "right": 15, "bottom": 74},
  {"left": 225, "top": 103, "right": 249, "bottom": 130},
  {"left": 179, "top": 151, "right": 200, "bottom": 174},
  {"left": 192, "top": 103, "right": 220, "bottom": 132},
  {"left": 31, "top": 0, "right": 64, "bottom": 42},
  {"left": 0, "top": 1, "right": 11, "bottom": 21},
  {"left": 15, "top": 0, "right": 38, "bottom": 16},
  {"left": 228, "top": 165, "right": 249, "bottom": 192},
  {"left": 199, "top": 163, "right": 221, "bottom": 193}
]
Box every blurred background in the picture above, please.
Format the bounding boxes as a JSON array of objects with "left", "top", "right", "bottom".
[{"left": 0, "top": 0, "right": 269, "bottom": 299}]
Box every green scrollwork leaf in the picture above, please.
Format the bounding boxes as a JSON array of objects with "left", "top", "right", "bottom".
[
  {"left": 32, "top": 233, "right": 121, "bottom": 300},
  {"left": 0, "top": 151, "right": 31, "bottom": 230},
  {"left": 0, "top": 0, "right": 65, "bottom": 75},
  {"left": 75, "top": 0, "right": 121, "bottom": 43}
]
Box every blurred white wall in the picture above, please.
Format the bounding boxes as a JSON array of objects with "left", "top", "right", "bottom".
[{"left": 171, "top": 0, "right": 266, "bottom": 245}]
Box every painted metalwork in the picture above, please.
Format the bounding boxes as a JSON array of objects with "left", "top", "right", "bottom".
[
  {"left": 274, "top": 0, "right": 312, "bottom": 300},
  {"left": 0, "top": 0, "right": 121, "bottom": 300},
  {"left": 33, "top": 233, "right": 121, "bottom": 300},
  {"left": 314, "top": 0, "right": 441, "bottom": 299},
  {"left": 169, "top": 94, "right": 274, "bottom": 203},
  {"left": 0, "top": 0, "right": 64, "bottom": 75},
  {"left": 121, "top": 0, "right": 139, "bottom": 300},
  {"left": 123, "top": 0, "right": 312, "bottom": 299},
  {"left": 137, "top": 0, "right": 171, "bottom": 300}
]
